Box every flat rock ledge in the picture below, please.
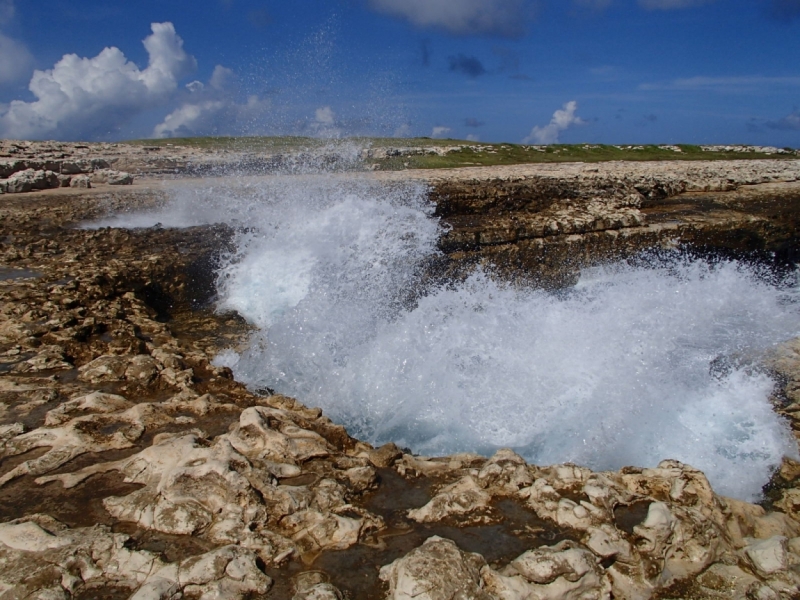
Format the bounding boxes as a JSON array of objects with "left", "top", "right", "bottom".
[{"left": 1, "top": 161, "right": 800, "bottom": 599}]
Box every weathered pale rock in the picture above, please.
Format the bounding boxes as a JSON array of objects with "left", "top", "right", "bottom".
[
  {"left": 477, "top": 448, "right": 533, "bottom": 494},
  {"left": 0, "top": 402, "right": 164, "bottom": 486},
  {"left": 228, "top": 405, "right": 332, "bottom": 464},
  {"left": 78, "top": 353, "right": 129, "bottom": 382},
  {"left": 407, "top": 476, "right": 492, "bottom": 523},
  {"left": 745, "top": 536, "right": 789, "bottom": 577},
  {"left": 365, "top": 442, "right": 403, "bottom": 468},
  {"left": 379, "top": 536, "right": 492, "bottom": 600},
  {"left": 69, "top": 174, "right": 91, "bottom": 188},
  {"left": 291, "top": 572, "right": 344, "bottom": 599},
  {"left": 38, "top": 404, "right": 381, "bottom": 559},
  {"left": 125, "top": 354, "right": 160, "bottom": 384},
  {"left": 90, "top": 168, "right": 134, "bottom": 185},
  {"left": 0, "top": 515, "right": 270, "bottom": 600},
  {"left": 0, "top": 168, "right": 59, "bottom": 193},
  {"left": 44, "top": 391, "right": 133, "bottom": 426},
  {"left": 483, "top": 540, "right": 611, "bottom": 600},
  {"left": 12, "top": 345, "right": 72, "bottom": 372},
  {"left": 292, "top": 582, "right": 344, "bottom": 600}
]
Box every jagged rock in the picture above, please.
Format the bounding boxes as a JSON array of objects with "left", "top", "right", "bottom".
[
  {"left": 483, "top": 540, "right": 611, "bottom": 600},
  {"left": 476, "top": 448, "right": 533, "bottom": 494},
  {"left": 379, "top": 536, "right": 492, "bottom": 600},
  {"left": 125, "top": 354, "right": 160, "bottom": 384},
  {"left": 292, "top": 582, "right": 344, "bottom": 600},
  {"left": 292, "top": 572, "right": 344, "bottom": 599},
  {"left": 745, "top": 536, "right": 789, "bottom": 577},
  {"left": 228, "top": 405, "right": 332, "bottom": 464},
  {"left": 365, "top": 442, "right": 403, "bottom": 468},
  {"left": 0, "top": 515, "right": 270, "bottom": 600},
  {"left": 12, "top": 344, "right": 72, "bottom": 372},
  {"left": 69, "top": 174, "right": 91, "bottom": 188},
  {"left": 91, "top": 168, "right": 134, "bottom": 185},
  {"left": 43, "top": 391, "right": 133, "bottom": 426},
  {"left": 0, "top": 168, "right": 59, "bottom": 193},
  {"left": 0, "top": 400, "right": 170, "bottom": 487},
  {"left": 407, "top": 476, "right": 492, "bottom": 523},
  {"left": 78, "top": 354, "right": 130, "bottom": 382},
  {"left": 38, "top": 405, "right": 382, "bottom": 560}
]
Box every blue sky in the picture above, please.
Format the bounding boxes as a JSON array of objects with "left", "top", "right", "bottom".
[{"left": 0, "top": 0, "right": 799, "bottom": 144}]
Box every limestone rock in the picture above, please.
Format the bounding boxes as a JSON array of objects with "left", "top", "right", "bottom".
[
  {"left": 292, "top": 582, "right": 344, "bottom": 600},
  {"left": 745, "top": 536, "right": 789, "bottom": 577},
  {"left": 0, "top": 168, "right": 59, "bottom": 193},
  {"left": 78, "top": 354, "right": 130, "bottom": 382},
  {"left": 292, "top": 572, "right": 344, "bottom": 599},
  {"left": 379, "top": 536, "right": 492, "bottom": 600},
  {"left": 0, "top": 401, "right": 165, "bottom": 487},
  {"left": 407, "top": 476, "right": 492, "bottom": 523},
  {"left": 37, "top": 405, "right": 382, "bottom": 560},
  {"left": 0, "top": 515, "right": 270, "bottom": 600},
  {"left": 12, "top": 345, "right": 72, "bottom": 373},
  {"left": 483, "top": 541, "right": 611, "bottom": 600},
  {"left": 90, "top": 168, "right": 134, "bottom": 185},
  {"left": 69, "top": 174, "right": 91, "bottom": 188},
  {"left": 476, "top": 448, "right": 533, "bottom": 494}
]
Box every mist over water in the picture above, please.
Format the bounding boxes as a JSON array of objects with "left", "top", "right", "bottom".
[{"left": 92, "top": 174, "right": 800, "bottom": 501}]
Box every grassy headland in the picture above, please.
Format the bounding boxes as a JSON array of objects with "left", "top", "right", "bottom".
[{"left": 125, "top": 136, "right": 799, "bottom": 170}]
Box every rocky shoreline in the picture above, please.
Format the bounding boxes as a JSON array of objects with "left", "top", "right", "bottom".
[{"left": 2, "top": 154, "right": 800, "bottom": 599}]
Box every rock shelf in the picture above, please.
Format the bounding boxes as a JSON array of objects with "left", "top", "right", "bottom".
[{"left": 1, "top": 157, "right": 800, "bottom": 598}]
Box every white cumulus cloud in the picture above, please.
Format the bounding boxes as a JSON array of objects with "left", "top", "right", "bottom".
[
  {"left": 523, "top": 101, "right": 585, "bottom": 144},
  {"left": 431, "top": 126, "right": 452, "bottom": 138},
  {"left": 153, "top": 66, "right": 270, "bottom": 138},
  {"left": 368, "top": 0, "right": 529, "bottom": 37},
  {"left": 0, "top": 22, "right": 196, "bottom": 140}
]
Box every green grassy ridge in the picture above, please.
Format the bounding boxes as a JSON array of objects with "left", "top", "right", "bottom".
[{"left": 124, "top": 136, "right": 799, "bottom": 170}]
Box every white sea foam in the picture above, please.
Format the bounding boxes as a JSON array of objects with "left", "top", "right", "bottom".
[{"left": 93, "top": 174, "right": 800, "bottom": 501}]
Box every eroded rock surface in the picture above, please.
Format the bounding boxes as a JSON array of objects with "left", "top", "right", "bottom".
[{"left": 1, "top": 157, "right": 800, "bottom": 598}]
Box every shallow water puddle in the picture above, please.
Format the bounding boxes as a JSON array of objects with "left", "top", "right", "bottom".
[
  {"left": 0, "top": 267, "right": 41, "bottom": 281},
  {"left": 267, "top": 468, "right": 573, "bottom": 598}
]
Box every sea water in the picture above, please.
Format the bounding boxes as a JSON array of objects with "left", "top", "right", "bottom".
[{"left": 90, "top": 174, "right": 800, "bottom": 500}]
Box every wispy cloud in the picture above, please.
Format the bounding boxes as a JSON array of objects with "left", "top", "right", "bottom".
[
  {"left": 448, "top": 54, "right": 486, "bottom": 78},
  {"left": 523, "top": 100, "right": 585, "bottom": 144},
  {"left": 0, "top": 0, "right": 33, "bottom": 87},
  {"left": 367, "top": 0, "right": 532, "bottom": 37},
  {"left": 640, "top": 75, "right": 800, "bottom": 92},
  {"left": 0, "top": 32, "right": 33, "bottom": 86},
  {"left": 431, "top": 125, "right": 452, "bottom": 138},
  {"left": 766, "top": 109, "right": 800, "bottom": 130}
]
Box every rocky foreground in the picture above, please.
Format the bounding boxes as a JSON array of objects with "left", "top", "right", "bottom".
[{"left": 1, "top": 153, "right": 800, "bottom": 599}]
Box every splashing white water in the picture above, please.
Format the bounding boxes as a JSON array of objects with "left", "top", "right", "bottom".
[{"left": 92, "top": 174, "right": 800, "bottom": 501}]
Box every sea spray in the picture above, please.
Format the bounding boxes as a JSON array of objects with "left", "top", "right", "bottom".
[{"left": 89, "top": 174, "right": 800, "bottom": 501}]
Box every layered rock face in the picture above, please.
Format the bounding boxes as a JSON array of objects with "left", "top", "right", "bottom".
[
  {"left": 408, "top": 160, "right": 800, "bottom": 284},
  {"left": 1, "top": 159, "right": 800, "bottom": 598}
]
